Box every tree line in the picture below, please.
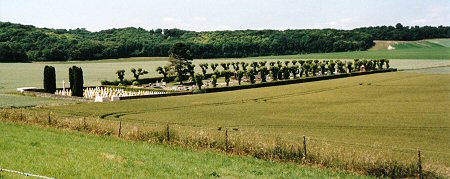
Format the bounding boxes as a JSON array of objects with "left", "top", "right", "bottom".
[{"left": 1, "top": 21, "right": 448, "bottom": 62}]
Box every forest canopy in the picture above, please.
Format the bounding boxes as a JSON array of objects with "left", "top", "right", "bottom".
[{"left": 0, "top": 21, "right": 448, "bottom": 62}]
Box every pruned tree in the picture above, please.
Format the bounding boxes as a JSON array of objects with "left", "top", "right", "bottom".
[
  {"left": 213, "top": 70, "right": 220, "bottom": 77},
  {"left": 131, "top": 68, "right": 148, "bottom": 81},
  {"left": 379, "top": 59, "right": 386, "bottom": 69},
  {"left": 221, "top": 70, "right": 233, "bottom": 86},
  {"left": 354, "top": 59, "right": 360, "bottom": 71},
  {"left": 367, "top": 60, "right": 374, "bottom": 71},
  {"left": 250, "top": 61, "right": 259, "bottom": 72},
  {"left": 211, "top": 75, "right": 218, "bottom": 87},
  {"left": 346, "top": 62, "right": 353, "bottom": 73},
  {"left": 311, "top": 63, "right": 319, "bottom": 76},
  {"left": 259, "top": 66, "right": 269, "bottom": 82},
  {"left": 328, "top": 61, "right": 336, "bottom": 74},
  {"left": 282, "top": 66, "right": 290, "bottom": 79},
  {"left": 199, "top": 63, "right": 209, "bottom": 76},
  {"left": 43, "top": 65, "right": 56, "bottom": 93},
  {"left": 187, "top": 64, "right": 196, "bottom": 82},
  {"left": 319, "top": 62, "right": 326, "bottom": 75},
  {"left": 385, "top": 59, "right": 390, "bottom": 69},
  {"left": 247, "top": 68, "right": 256, "bottom": 84},
  {"left": 240, "top": 62, "right": 249, "bottom": 71},
  {"left": 194, "top": 73, "right": 204, "bottom": 90},
  {"left": 290, "top": 65, "right": 299, "bottom": 78},
  {"left": 210, "top": 63, "right": 219, "bottom": 71},
  {"left": 156, "top": 66, "right": 170, "bottom": 82},
  {"left": 337, "top": 61, "right": 345, "bottom": 73},
  {"left": 292, "top": 60, "right": 298, "bottom": 65},
  {"left": 258, "top": 61, "right": 267, "bottom": 67},
  {"left": 276, "top": 60, "right": 282, "bottom": 68},
  {"left": 269, "top": 65, "right": 280, "bottom": 81},
  {"left": 169, "top": 42, "right": 193, "bottom": 85},
  {"left": 220, "top": 62, "right": 229, "bottom": 70},
  {"left": 116, "top": 69, "right": 125, "bottom": 83},
  {"left": 236, "top": 70, "right": 245, "bottom": 85},
  {"left": 284, "top": 60, "right": 290, "bottom": 66},
  {"left": 303, "top": 63, "right": 311, "bottom": 77}
]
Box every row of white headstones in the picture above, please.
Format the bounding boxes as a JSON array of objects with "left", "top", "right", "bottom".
[{"left": 54, "top": 81, "right": 166, "bottom": 102}]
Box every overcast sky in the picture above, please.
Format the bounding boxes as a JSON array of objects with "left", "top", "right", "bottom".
[{"left": 1, "top": 0, "right": 449, "bottom": 31}]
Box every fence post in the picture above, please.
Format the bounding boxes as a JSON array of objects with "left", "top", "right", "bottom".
[
  {"left": 166, "top": 124, "right": 170, "bottom": 142},
  {"left": 418, "top": 148, "right": 423, "bottom": 179},
  {"left": 48, "top": 112, "right": 51, "bottom": 125},
  {"left": 303, "top": 135, "right": 307, "bottom": 159},
  {"left": 118, "top": 121, "right": 122, "bottom": 137},
  {"left": 82, "top": 117, "right": 86, "bottom": 129},
  {"left": 225, "top": 128, "right": 229, "bottom": 151}
]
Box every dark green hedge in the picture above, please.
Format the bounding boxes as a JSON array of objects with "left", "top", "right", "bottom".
[{"left": 43, "top": 65, "right": 56, "bottom": 93}]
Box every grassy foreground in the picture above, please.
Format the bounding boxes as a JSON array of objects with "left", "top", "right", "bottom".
[{"left": 0, "top": 122, "right": 366, "bottom": 178}]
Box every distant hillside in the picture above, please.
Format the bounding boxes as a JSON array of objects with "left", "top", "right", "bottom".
[
  {"left": 0, "top": 21, "right": 449, "bottom": 62},
  {"left": 370, "top": 39, "right": 450, "bottom": 51}
]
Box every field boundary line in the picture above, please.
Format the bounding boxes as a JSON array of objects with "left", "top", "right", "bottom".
[{"left": 0, "top": 167, "right": 54, "bottom": 179}]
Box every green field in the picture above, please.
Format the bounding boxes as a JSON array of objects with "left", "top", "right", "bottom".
[
  {"left": 0, "top": 122, "right": 366, "bottom": 178},
  {"left": 42, "top": 71, "right": 450, "bottom": 170},
  {"left": 256, "top": 39, "right": 450, "bottom": 60},
  {"left": 1, "top": 39, "right": 449, "bottom": 177},
  {"left": 1, "top": 59, "right": 449, "bottom": 108}
]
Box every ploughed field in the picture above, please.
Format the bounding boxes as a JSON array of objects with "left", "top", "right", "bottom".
[{"left": 46, "top": 71, "right": 450, "bottom": 169}]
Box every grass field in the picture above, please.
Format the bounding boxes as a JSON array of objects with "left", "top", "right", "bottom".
[
  {"left": 1, "top": 58, "right": 448, "bottom": 108},
  {"left": 1, "top": 39, "right": 449, "bottom": 177},
  {"left": 0, "top": 122, "right": 366, "bottom": 178},
  {"left": 42, "top": 71, "right": 450, "bottom": 171}
]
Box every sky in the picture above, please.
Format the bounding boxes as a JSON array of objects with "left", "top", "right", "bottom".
[{"left": 0, "top": 0, "right": 449, "bottom": 32}]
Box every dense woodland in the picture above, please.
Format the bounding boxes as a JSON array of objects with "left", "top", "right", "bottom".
[{"left": 0, "top": 21, "right": 449, "bottom": 62}]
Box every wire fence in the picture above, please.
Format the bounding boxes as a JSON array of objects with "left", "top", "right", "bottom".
[{"left": 0, "top": 168, "right": 54, "bottom": 179}]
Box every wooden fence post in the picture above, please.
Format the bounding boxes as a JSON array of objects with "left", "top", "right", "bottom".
[
  {"left": 48, "top": 112, "right": 51, "bottom": 125},
  {"left": 118, "top": 121, "right": 122, "bottom": 137},
  {"left": 225, "top": 128, "right": 229, "bottom": 151},
  {"left": 166, "top": 124, "right": 170, "bottom": 142},
  {"left": 82, "top": 117, "right": 86, "bottom": 129},
  {"left": 418, "top": 148, "right": 423, "bottom": 179},
  {"left": 303, "top": 135, "right": 307, "bottom": 159}
]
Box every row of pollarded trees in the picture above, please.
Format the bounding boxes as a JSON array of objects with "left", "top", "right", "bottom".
[{"left": 186, "top": 59, "right": 391, "bottom": 87}]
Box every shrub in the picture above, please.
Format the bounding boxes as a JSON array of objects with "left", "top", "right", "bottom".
[
  {"left": 132, "top": 81, "right": 141, "bottom": 86},
  {"left": 43, "top": 65, "right": 56, "bottom": 93},
  {"left": 70, "top": 66, "right": 84, "bottom": 97}
]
